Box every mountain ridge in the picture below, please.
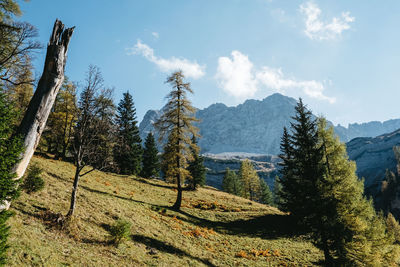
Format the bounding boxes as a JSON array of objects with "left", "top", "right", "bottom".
[{"left": 139, "top": 93, "right": 400, "bottom": 155}]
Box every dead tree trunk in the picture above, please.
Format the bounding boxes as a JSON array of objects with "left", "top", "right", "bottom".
[{"left": 5, "top": 20, "right": 74, "bottom": 209}]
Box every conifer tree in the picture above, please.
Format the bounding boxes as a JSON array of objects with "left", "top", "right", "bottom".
[
  {"left": 273, "top": 175, "right": 283, "bottom": 208},
  {"left": 315, "top": 118, "right": 399, "bottom": 265},
  {"left": 114, "top": 91, "right": 142, "bottom": 175},
  {"left": 155, "top": 71, "right": 199, "bottom": 210},
  {"left": 259, "top": 178, "right": 274, "bottom": 205},
  {"left": 238, "top": 159, "right": 261, "bottom": 201},
  {"left": 0, "top": 89, "right": 23, "bottom": 265},
  {"left": 187, "top": 136, "right": 206, "bottom": 190},
  {"left": 141, "top": 132, "right": 160, "bottom": 178},
  {"left": 222, "top": 168, "right": 242, "bottom": 196},
  {"left": 278, "top": 99, "right": 323, "bottom": 225}
]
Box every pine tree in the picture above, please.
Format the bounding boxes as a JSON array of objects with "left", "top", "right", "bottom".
[
  {"left": 238, "top": 159, "right": 261, "bottom": 201},
  {"left": 114, "top": 91, "right": 142, "bottom": 175},
  {"left": 259, "top": 178, "right": 274, "bottom": 205},
  {"left": 187, "top": 136, "right": 206, "bottom": 190},
  {"left": 155, "top": 71, "right": 199, "bottom": 210},
  {"left": 141, "top": 132, "right": 160, "bottom": 178},
  {"left": 222, "top": 168, "right": 242, "bottom": 196},
  {"left": 0, "top": 89, "right": 23, "bottom": 265}
]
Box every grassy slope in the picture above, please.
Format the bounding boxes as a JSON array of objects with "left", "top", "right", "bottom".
[{"left": 8, "top": 156, "right": 323, "bottom": 266}]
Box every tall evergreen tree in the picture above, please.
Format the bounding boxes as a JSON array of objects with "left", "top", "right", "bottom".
[
  {"left": 155, "top": 71, "right": 199, "bottom": 210},
  {"left": 273, "top": 175, "right": 283, "bottom": 208},
  {"left": 238, "top": 159, "right": 261, "bottom": 201},
  {"left": 141, "top": 132, "right": 160, "bottom": 178},
  {"left": 278, "top": 99, "right": 324, "bottom": 226},
  {"left": 187, "top": 136, "right": 206, "bottom": 190},
  {"left": 0, "top": 89, "right": 23, "bottom": 265},
  {"left": 222, "top": 168, "right": 242, "bottom": 196},
  {"left": 114, "top": 91, "right": 142, "bottom": 175}
]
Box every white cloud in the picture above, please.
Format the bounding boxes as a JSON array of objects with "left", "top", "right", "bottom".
[
  {"left": 216, "top": 51, "right": 335, "bottom": 103},
  {"left": 127, "top": 40, "right": 205, "bottom": 79},
  {"left": 257, "top": 67, "right": 336, "bottom": 103},
  {"left": 151, "top": 32, "right": 159, "bottom": 39},
  {"left": 300, "top": 1, "right": 354, "bottom": 40},
  {"left": 215, "top": 51, "right": 258, "bottom": 98}
]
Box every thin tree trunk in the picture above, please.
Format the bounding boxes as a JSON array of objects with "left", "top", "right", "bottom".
[
  {"left": 172, "top": 85, "right": 182, "bottom": 211},
  {"left": 2, "top": 20, "right": 74, "bottom": 210},
  {"left": 67, "top": 164, "right": 80, "bottom": 218}
]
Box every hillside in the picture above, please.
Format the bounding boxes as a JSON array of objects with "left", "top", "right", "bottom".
[
  {"left": 139, "top": 93, "right": 400, "bottom": 155},
  {"left": 7, "top": 156, "right": 323, "bottom": 266}
]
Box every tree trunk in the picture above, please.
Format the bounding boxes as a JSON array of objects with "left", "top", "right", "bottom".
[
  {"left": 172, "top": 174, "right": 182, "bottom": 210},
  {"left": 2, "top": 20, "right": 74, "bottom": 210},
  {"left": 67, "top": 165, "right": 80, "bottom": 218}
]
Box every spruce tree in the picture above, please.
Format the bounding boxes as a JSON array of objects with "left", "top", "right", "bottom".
[
  {"left": 155, "top": 71, "right": 199, "bottom": 210},
  {"left": 273, "top": 175, "right": 283, "bottom": 208},
  {"left": 222, "top": 168, "right": 242, "bottom": 196},
  {"left": 0, "top": 89, "right": 23, "bottom": 265},
  {"left": 278, "top": 99, "right": 323, "bottom": 226},
  {"left": 259, "top": 178, "right": 274, "bottom": 205},
  {"left": 187, "top": 136, "right": 206, "bottom": 190},
  {"left": 238, "top": 159, "right": 261, "bottom": 201},
  {"left": 141, "top": 132, "right": 160, "bottom": 178},
  {"left": 114, "top": 91, "right": 142, "bottom": 175}
]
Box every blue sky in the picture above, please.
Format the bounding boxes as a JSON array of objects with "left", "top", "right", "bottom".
[{"left": 18, "top": 0, "right": 400, "bottom": 126}]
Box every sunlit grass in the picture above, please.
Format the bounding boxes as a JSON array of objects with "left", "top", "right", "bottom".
[{"left": 8, "top": 155, "right": 323, "bottom": 266}]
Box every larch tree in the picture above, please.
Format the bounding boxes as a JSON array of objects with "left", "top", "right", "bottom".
[
  {"left": 155, "top": 71, "right": 199, "bottom": 211},
  {"left": 141, "top": 132, "right": 160, "bottom": 178},
  {"left": 67, "top": 66, "right": 115, "bottom": 218},
  {"left": 315, "top": 118, "right": 399, "bottom": 265},
  {"left": 114, "top": 91, "right": 142, "bottom": 175},
  {"left": 187, "top": 136, "right": 206, "bottom": 190},
  {"left": 41, "top": 77, "right": 77, "bottom": 159},
  {"left": 238, "top": 159, "right": 261, "bottom": 201}
]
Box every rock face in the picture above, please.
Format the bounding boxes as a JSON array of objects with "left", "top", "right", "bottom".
[
  {"left": 139, "top": 93, "right": 400, "bottom": 154},
  {"left": 346, "top": 129, "right": 400, "bottom": 194}
]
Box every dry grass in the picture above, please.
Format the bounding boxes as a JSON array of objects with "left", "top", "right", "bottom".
[{"left": 7, "top": 155, "right": 323, "bottom": 266}]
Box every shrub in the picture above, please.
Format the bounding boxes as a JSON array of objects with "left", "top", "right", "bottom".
[
  {"left": 108, "top": 219, "right": 131, "bottom": 246},
  {"left": 23, "top": 164, "right": 45, "bottom": 193}
]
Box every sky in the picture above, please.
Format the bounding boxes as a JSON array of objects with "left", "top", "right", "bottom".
[{"left": 17, "top": 0, "right": 400, "bottom": 126}]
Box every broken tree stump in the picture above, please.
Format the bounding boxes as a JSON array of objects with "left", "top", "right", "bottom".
[{"left": 4, "top": 19, "right": 74, "bottom": 209}]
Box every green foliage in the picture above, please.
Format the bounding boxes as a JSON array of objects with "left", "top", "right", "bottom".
[
  {"left": 222, "top": 168, "right": 242, "bottom": 196},
  {"left": 0, "top": 89, "right": 23, "bottom": 265},
  {"left": 278, "top": 99, "right": 323, "bottom": 224},
  {"left": 155, "top": 71, "right": 199, "bottom": 210},
  {"left": 108, "top": 219, "right": 132, "bottom": 246},
  {"left": 114, "top": 91, "right": 142, "bottom": 175},
  {"left": 141, "top": 132, "right": 160, "bottom": 178},
  {"left": 40, "top": 77, "right": 77, "bottom": 159},
  {"left": 273, "top": 176, "right": 283, "bottom": 208},
  {"left": 22, "top": 164, "right": 44, "bottom": 193},
  {"left": 239, "top": 160, "right": 261, "bottom": 201},
  {"left": 259, "top": 178, "right": 273, "bottom": 205},
  {"left": 387, "top": 212, "right": 400, "bottom": 244},
  {"left": 187, "top": 136, "right": 206, "bottom": 190}
]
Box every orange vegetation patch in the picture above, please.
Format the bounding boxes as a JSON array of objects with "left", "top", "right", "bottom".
[
  {"left": 104, "top": 181, "right": 111, "bottom": 186},
  {"left": 184, "top": 227, "right": 216, "bottom": 238},
  {"left": 236, "top": 249, "right": 282, "bottom": 260}
]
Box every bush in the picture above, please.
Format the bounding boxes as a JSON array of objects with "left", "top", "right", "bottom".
[
  {"left": 108, "top": 219, "right": 131, "bottom": 246},
  {"left": 22, "top": 164, "right": 45, "bottom": 193}
]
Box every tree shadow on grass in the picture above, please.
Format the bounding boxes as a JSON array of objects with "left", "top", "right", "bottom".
[
  {"left": 133, "top": 178, "right": 176, "bottom": 190},
  {"left": 174, "top": 209, "right": 306, "bottom": 239},
  {"left": 131, "top": 234, "right": 217, "bottom": 267}
]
